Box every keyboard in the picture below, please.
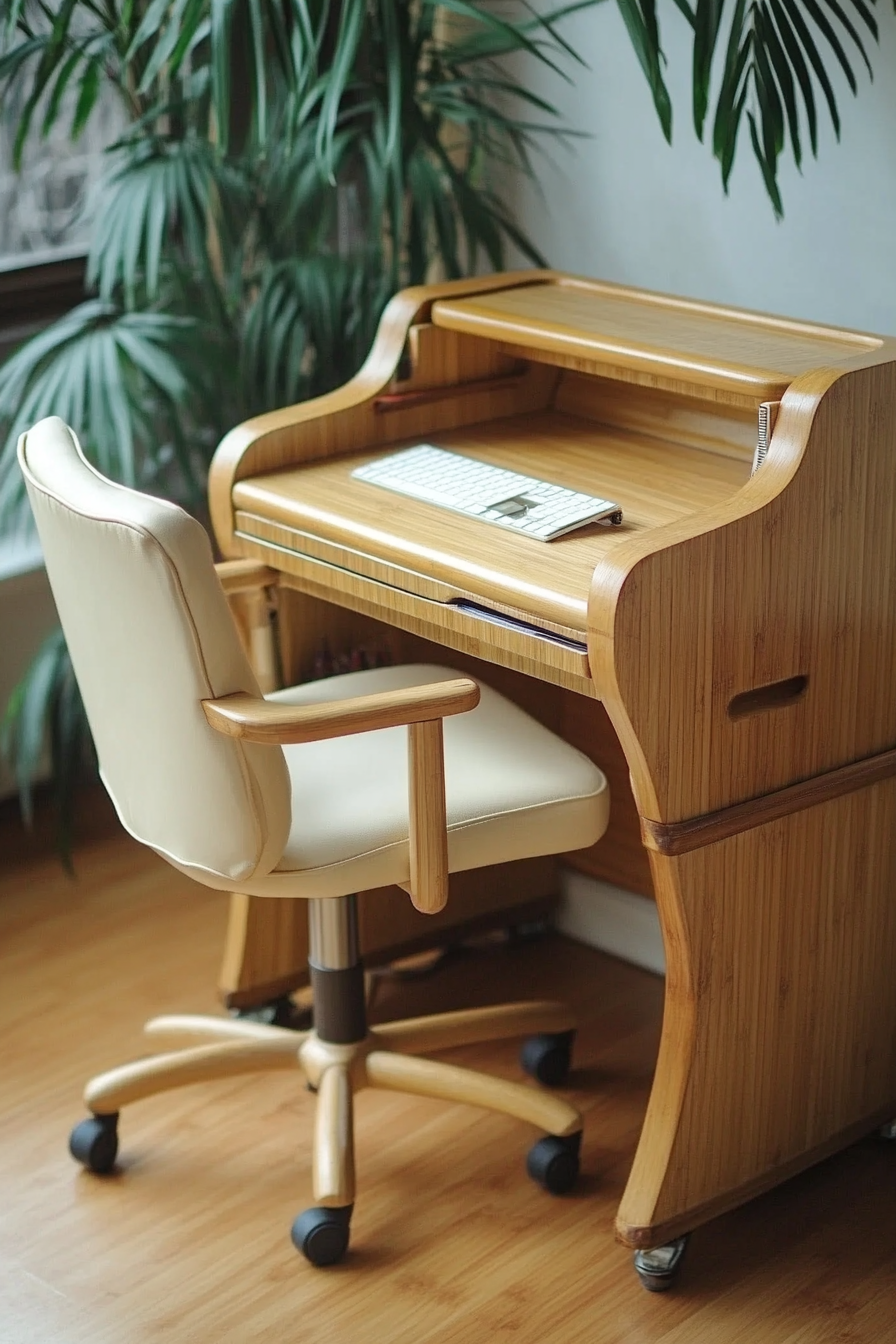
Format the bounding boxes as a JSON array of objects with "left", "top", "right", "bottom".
[{"left": 351, "top": 445, "right": 623, "bottom": 541}]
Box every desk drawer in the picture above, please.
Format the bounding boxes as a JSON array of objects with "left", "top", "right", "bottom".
[{"left": 233, "top": 515, "right": 596, "bottom": 697}]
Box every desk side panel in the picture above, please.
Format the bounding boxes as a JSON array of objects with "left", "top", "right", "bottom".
[
  {"left": 589, "top": 355, "right": 896, "bottom": 822},
  {"left": 617, "top": 780, "right": 896, "bottom": 1247}
]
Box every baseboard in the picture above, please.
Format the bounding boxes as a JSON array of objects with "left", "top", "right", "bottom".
[{"left": 557, "top": 869, "right": 665, "bottom": 977}]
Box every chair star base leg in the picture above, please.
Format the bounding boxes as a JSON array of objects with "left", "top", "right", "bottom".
[{"left": 83, "top": 1028, "right": 306, "bottom": 1113}]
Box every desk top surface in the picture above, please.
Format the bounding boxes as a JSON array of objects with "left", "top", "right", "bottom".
[
  {"left": 233, "top": 409, "right": 749, "bottom": 633},
  {"left": 433, "top": 279, "right": 883, "bottom": 401}
]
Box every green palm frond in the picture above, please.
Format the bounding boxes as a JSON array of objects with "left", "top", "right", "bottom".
[
  {"left": 87, "top": 139, "right": 253, "bottom": 303},
  {"left": 1, "top": 0, "right": 112, "bottom": 163},
  {"left": 241, "top": 255, "right": 385, "bottom": 412},
  {"left": 255, "top": 121, "right": 342, "bottom": 260},
  {"left": 616, "top": 0, "right": 673, "bottom": 141},
  {"left": 1, "top": 0, "right": 142, "bottom": 156},
  {"left": 279, "top": 0, "right": 589, "bottom": 280},
  {"left": 696, "top": 0, "right": 878, "bottom": 213},
  {"left": 0, "top": 0, "right": 340, "bottom": 157},
  {"left": 0, "top": 302, "right": 215, "bottom": 526}
]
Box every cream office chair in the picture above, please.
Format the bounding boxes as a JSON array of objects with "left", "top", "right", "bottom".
[{"left": 19, "top": 416, "right": 609, "bottom": 1267}]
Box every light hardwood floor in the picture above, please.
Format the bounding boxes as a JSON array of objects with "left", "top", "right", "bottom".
[{"left": 2, "top": 799, "right": 894, "bottom": 1344}]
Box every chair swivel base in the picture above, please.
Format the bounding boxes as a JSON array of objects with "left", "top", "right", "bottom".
[{"left": 69, "top": 1001, "right": 583, "bottom": 1266}]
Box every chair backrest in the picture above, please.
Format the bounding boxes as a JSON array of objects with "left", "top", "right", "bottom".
[{"left": 18, "top": 417, "right": 290, "bottom": 884}]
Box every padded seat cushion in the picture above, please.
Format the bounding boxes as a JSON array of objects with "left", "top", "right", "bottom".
[{"left": 244, "top": 664, "right": 608, "bottom": 900}]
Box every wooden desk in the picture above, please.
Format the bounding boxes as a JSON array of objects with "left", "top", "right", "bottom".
[{"left": 209, "top": 270, "right": 896, "bottom": 1255}]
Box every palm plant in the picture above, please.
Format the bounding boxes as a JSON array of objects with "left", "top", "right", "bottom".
[{"left": 0, "top": 0, "right": 593, "bottom": 848}]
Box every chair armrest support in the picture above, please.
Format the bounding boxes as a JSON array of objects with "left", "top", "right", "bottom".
[
  {"left": 214, "top": 561, "right": 281, "bottom": 692},
  {"left": 214, "top": 559, "right": 280, "bottom": 596},
  {"left": 407, "top": 718, "right": 450, "bottom": 915},
  {"left": 202, "top": 677, "right": 480, "bottom": 918}
]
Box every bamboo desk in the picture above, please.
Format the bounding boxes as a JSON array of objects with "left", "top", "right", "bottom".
[{"left": 209, "top": 270, "right": 896, "bottom": 1254}]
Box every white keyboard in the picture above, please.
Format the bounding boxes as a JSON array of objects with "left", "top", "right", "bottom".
[{"left": 351, "top": 445, "right": 623, "bottom": 541}]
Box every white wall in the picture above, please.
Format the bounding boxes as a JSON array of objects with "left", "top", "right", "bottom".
[{"left": 507, "top": 5, "right": 896, "bottom": 334}]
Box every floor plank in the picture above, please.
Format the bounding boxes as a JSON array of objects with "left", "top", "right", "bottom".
[{"left": 1, "top": 812, "right": 894, "bottom": 1343}]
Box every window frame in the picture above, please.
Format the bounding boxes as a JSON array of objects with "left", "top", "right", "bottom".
[{"left": 0, "top": 253, "right": 87, "bottom": 359}]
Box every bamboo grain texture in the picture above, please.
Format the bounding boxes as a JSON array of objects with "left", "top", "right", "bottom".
[
  {"left": 208, "top": 271, "right": 560, "bottom": 554},
  {"left": 243, "top": 540, "right": 596, "bottom": 695},
  {"left": 432, "top": 274, "right": 882, "bottom": 402},
  {"left": 589, "top": 353, "right": 896, "bottom": 823},
  {"left": 641, "top": 742, "right": 896, "bottom": 856},
  {"left": 619, "top": 782, "right": 896, "bottom": 1246}
]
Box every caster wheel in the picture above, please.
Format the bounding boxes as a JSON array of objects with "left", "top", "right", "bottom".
[
  {"left": 291, "top": 1205, "right": 352, "bottom": 1266},
  {"left": 633, "top": 1235, "right": 689, "bottom": 1292},
  {"left": 878, "top": 1118, "right": 896, "bottom": 1140},
  {"left": 520, "top": 1031, "right": 575, "bottom": 1087},
  {"left": 69, "top": 1113, "right": 119, "bottom": 1174},
  {"left": 526, "top": 1131, "right": 581, "bottom": 1195}
]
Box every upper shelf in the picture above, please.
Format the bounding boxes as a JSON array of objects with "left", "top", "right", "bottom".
[{"left": 431, "top": 276, "right": 883, "bottom": 403}]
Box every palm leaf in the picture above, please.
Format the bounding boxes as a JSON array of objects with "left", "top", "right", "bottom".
[
  {"left": 0, "top": 302, "right": 210, "bottom": 526},
  {"left": 315, "top": 0, "right": 366, "bottom": 182},
  {"left": 695, "top": 0, "right": 879, "bottom": 214},
  {"left": 10, "top": 0, "right": 81, "bottom": 163},
  {"left": 758, "top": 4, "right": 802, "bottom": 167},
  {"left": 616, "top": 0, "right": 672, "bottom": 141},
  {"left": 85, "top": 139, "right": 251, "bottom": 302},
  {"left": 693, "top": 0, "right": 724, "bottom": 136}
]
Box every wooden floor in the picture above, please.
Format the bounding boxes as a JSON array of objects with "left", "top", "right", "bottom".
[{"left": 2, "top": 801, "right": 895, "bottom": 1344}]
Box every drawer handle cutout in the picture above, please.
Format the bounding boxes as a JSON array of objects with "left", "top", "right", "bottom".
[{"left": 728, "top": 675, "right": 808, "bottom": 719}]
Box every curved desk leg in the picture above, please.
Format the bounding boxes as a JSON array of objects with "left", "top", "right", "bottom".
[
  {"left": 219, "top": 892, "right": 310, "bottom": 1010},
  {"left": 618, "top": 781, "right": 896, "bottom": 1250}
]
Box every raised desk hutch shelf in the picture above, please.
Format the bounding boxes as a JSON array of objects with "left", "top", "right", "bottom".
[{"left": 210, "top": 271, "right": 896, "bottom": 1265}]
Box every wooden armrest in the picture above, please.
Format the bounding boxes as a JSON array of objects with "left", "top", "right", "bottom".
[
  {"left": 201, "top": 678, "right": 479, "bottom": 744},
  {"left": 214, "top": 559, "right": 280, "bottom": 596},
  {"left": 202, "top": 677, "right": 479, "bottom": 917}
]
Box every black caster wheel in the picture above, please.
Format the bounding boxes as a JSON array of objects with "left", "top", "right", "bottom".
[
  {"left": 633, "top": 1235, "right": 689, "bottom": 1292},
  {"left": 291, "top": 1205, "right": 352, "bottom": 1266},
  {"left": 520, "top": 1030, "right": 575, "bottom": 1087},
  {"left": 526, "top": 1131, "right": 581, "bottom": 1195},
  {"left": 69, "top": 1113, "right": 119, "bottom": 1174}
]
